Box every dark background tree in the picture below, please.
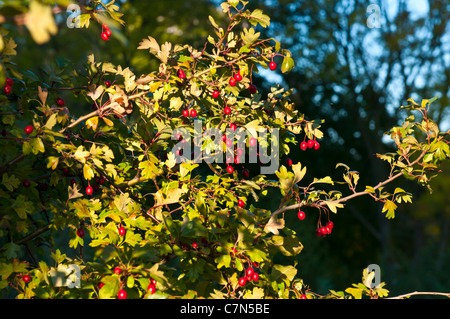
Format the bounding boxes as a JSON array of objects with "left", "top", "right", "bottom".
[{"left": 251, "top": 0, "right": 450, "bottom": 295}]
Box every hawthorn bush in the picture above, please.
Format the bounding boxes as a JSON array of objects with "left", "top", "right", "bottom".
[{"left": 1, "top": 0, "right": 449, "bottom": 299}]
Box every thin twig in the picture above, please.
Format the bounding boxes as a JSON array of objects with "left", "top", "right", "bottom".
[{"left": 386, "top": 291, "right": 450, "bottom": 299}]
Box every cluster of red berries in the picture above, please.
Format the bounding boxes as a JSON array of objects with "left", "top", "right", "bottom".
[
  {"left": 238, "top": 266, "right": 259, "bottom": 287},
  {"left": 229, "top": 70, "right": 242, "bottom": 87},
  {"left": 114, "top": 271, "right": 158, "bottom": 299},
  {"left": 316, "top": 221, "right": 334, "bottom": 237},
  {"left": 300, "top": 139, "right": 320, "bottom": 151},
  {"left": 84, "top": 175, "right": 106, "bottom": 196},
  {"left": 101, "top": 24, "right": 112, "bottom": 41},
  {"left": 297, "top": 210, "right": 334, "bottom": 237},
  {"left": 3, "top": 77, "right": 13, "bottom": 95},
  {"left": 182, "top": 108, "right": 197, "bottom": 118}
]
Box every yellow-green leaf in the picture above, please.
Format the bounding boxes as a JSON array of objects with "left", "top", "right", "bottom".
[
  {"left": 83, "top": 164, "right": 95, "bottom": 180},
  {"left": 86, "top": 117, "right": 98, "bottom": 131},
  {"left": 25, "top": 1, "right": 58, "bottom": 44}
]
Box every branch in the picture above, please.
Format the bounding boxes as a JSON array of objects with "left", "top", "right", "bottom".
[
  {"left": 14, "top": 224, "right": 51, "bottom": 245},
  {"left": 267, "top": 147, "right": 428, "bottom": 222},
  {"left": 387, "top": 291, "right": 450, "bottom": 299}
]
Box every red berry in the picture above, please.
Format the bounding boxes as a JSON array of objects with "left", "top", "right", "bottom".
[
  {"left": 6, "top": 78, "right": 14, "bottom": 86},
  {"left": 314, "top": 141, "right": 320, "bottom": 150},
  {"left": 98, "top": 282, "right": 105, "bottom": 289},
  {"left": 230, "top": 123, "right": 237, "bottom": 131},
  {"left": 102, "top": 24, "right": 109, "bottom": 30},
  {"left": 56, "top": 97, "right": 65, "bottom": 106},
  {"left": 229, "top": 77, "right": 237, "bottom": 87},
  {"left": 23, "top": 179, "right": 31, "bottom": 188},
  {"left": 76, "top": 228, "right": 85, "bottom": 238},
  {"left": 104, "top": 29, "right": 112, "bottom": 37},
  {"left": 252, "top": 272, "right": 259, "bottom": 282},
  {"left": 224, "top": 106, "right": 231, "bottom": 115},
  {"left": 286, "top": 158, "right": 293, "bottom": 166},
  {"left": 297, "top": 210, "right": 306, "bottom": 220},
  {"left": 147, "top": 284, "right": 156, "bottom": 294},
  {"left": 101, "top": 32, "right": 110, "bottom": 41},
  {"left": 22, "top": 275, "right": 31, "bottom": 283},
  {"left": 327, "top": 221, "right": 334, "bottom": 229},
  {"left": 182, "top": 109, "right": 189, "bottom": 117},
  {"left": 300, "top": 141, "right": 308, "bottom": 150},
  {"left": 248, "top": 84, "right": 257, "bottom": 94},
  {"left": 212, "top": 90, "right": 220, "bottom": 99},
  {"left": 320, "top": 226, "right": 328, "bottom": 235},
  {"left": 246, "top": 267, "right": 254, "bottom": 277},
  {"left": 118, "top": 226, "right": 126, "bottom": 236},
  {"left": 190, "top": 109, "right": 197, "bottom": 118},
  {"left": 98, "top": 176, "right": 105, "bottom": 185},
  {"left": 300, "top": 294, "right": 307, "bottom": 299},
  {"left": 269, "top": 61, "right": 277, "bottom": 71},
  {"left": 307, "top": 139, "right": 315, "bottom": 148},
  {"left": 3, "top": 85, "right": 11, "bottom": 94},
  {"left": 226, "top": 165, "right": 234, "bottom": 174},
  {"left": 177, "top": 69, "right": 186, "bottom": 79},
  {"left": 24, "top": 125, "right": 34, "bottom": 135},
  {"left": 117, "top": 289, "right": 127, "bottom": 299},
  {"left": 242, "top": 168, "right": 250, "bottom": 178},
  {"left": 249, "top": 137, "right": 257, "bottom": 147},
  {"left": 237, "top": 199, "right": 245, "bottom": 208},
  {"left": 192, "top": 242, "right": 198, "bottom": 249},
  {"left": 230, "top": 248, "right": 237, "bottom": 255},
  {"left": 234, "top": 72, "right": 242, "bottom": 82},
  {"left": 62, "top": 167, "right": 70, "bottom": 176},
  {"left": 238, "top": 276, "right": 247, "bottom": 287},
  {"left": 113, "top": 266, "right": 122, "bottom": 275},
  {"left": 104, "top": 80, "right": 112, "bottom": 87},
  {"left": 85, "top": 186, "right": 93, "bottom": 195}
]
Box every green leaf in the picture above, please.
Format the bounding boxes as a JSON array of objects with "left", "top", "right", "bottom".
[
  {"left": 345, "top": 286, "right": 363, "bottom": 299},
  {"left": 139, "top": 160, "right": 158, "bottom": 179},
  {"left": 30, "top": 137, "right": 45, "bottom": 154},
  {"left": 46, "top": 156, "right": 59, "bottom": 170},
  {"left": 246, "top": 247, "right": 267, "bottom": 263},
  {"left": 126, "top": 276, "right": 135, "bottom": 288},
  {"left": 244, "top": 287, "right": 265, "bottom": 299},
  {"left": 312, "top": 176, "right": 334, "bottom": 185},
  {"left": 215, "top": 254, "right": 231, "bottom": 269},
  {"left": 3, "top": 242, "right": 20, "bottom": 259},
  {"left": 323, "top": 201, "right": 344, "bottom": 213},
  {"left": 292, "top": 162, "right": 306, "bottom": 184},
  {"left": 247, "top": 9, "right": 270, "bottom": 28},
  {"left": 281, "top": 56, "right": 294, "bottom": 73},
  {"left": 270, "top": 264, "right": 297, "bottom": 285},
  {"left": 99, "top": 275, "right": 121, "bottom": 299},
  {"left": 2, "top": 173, "right": 20, "bottom": 191},
  {"left": 44, "top": 113, "right": 58, "bottom": 130},
  {"left": 272, "top": 235, "right": 303, "bottom": 256},
  {"left": 382, "top": 200, "right": 397, "bottom": 219}
]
